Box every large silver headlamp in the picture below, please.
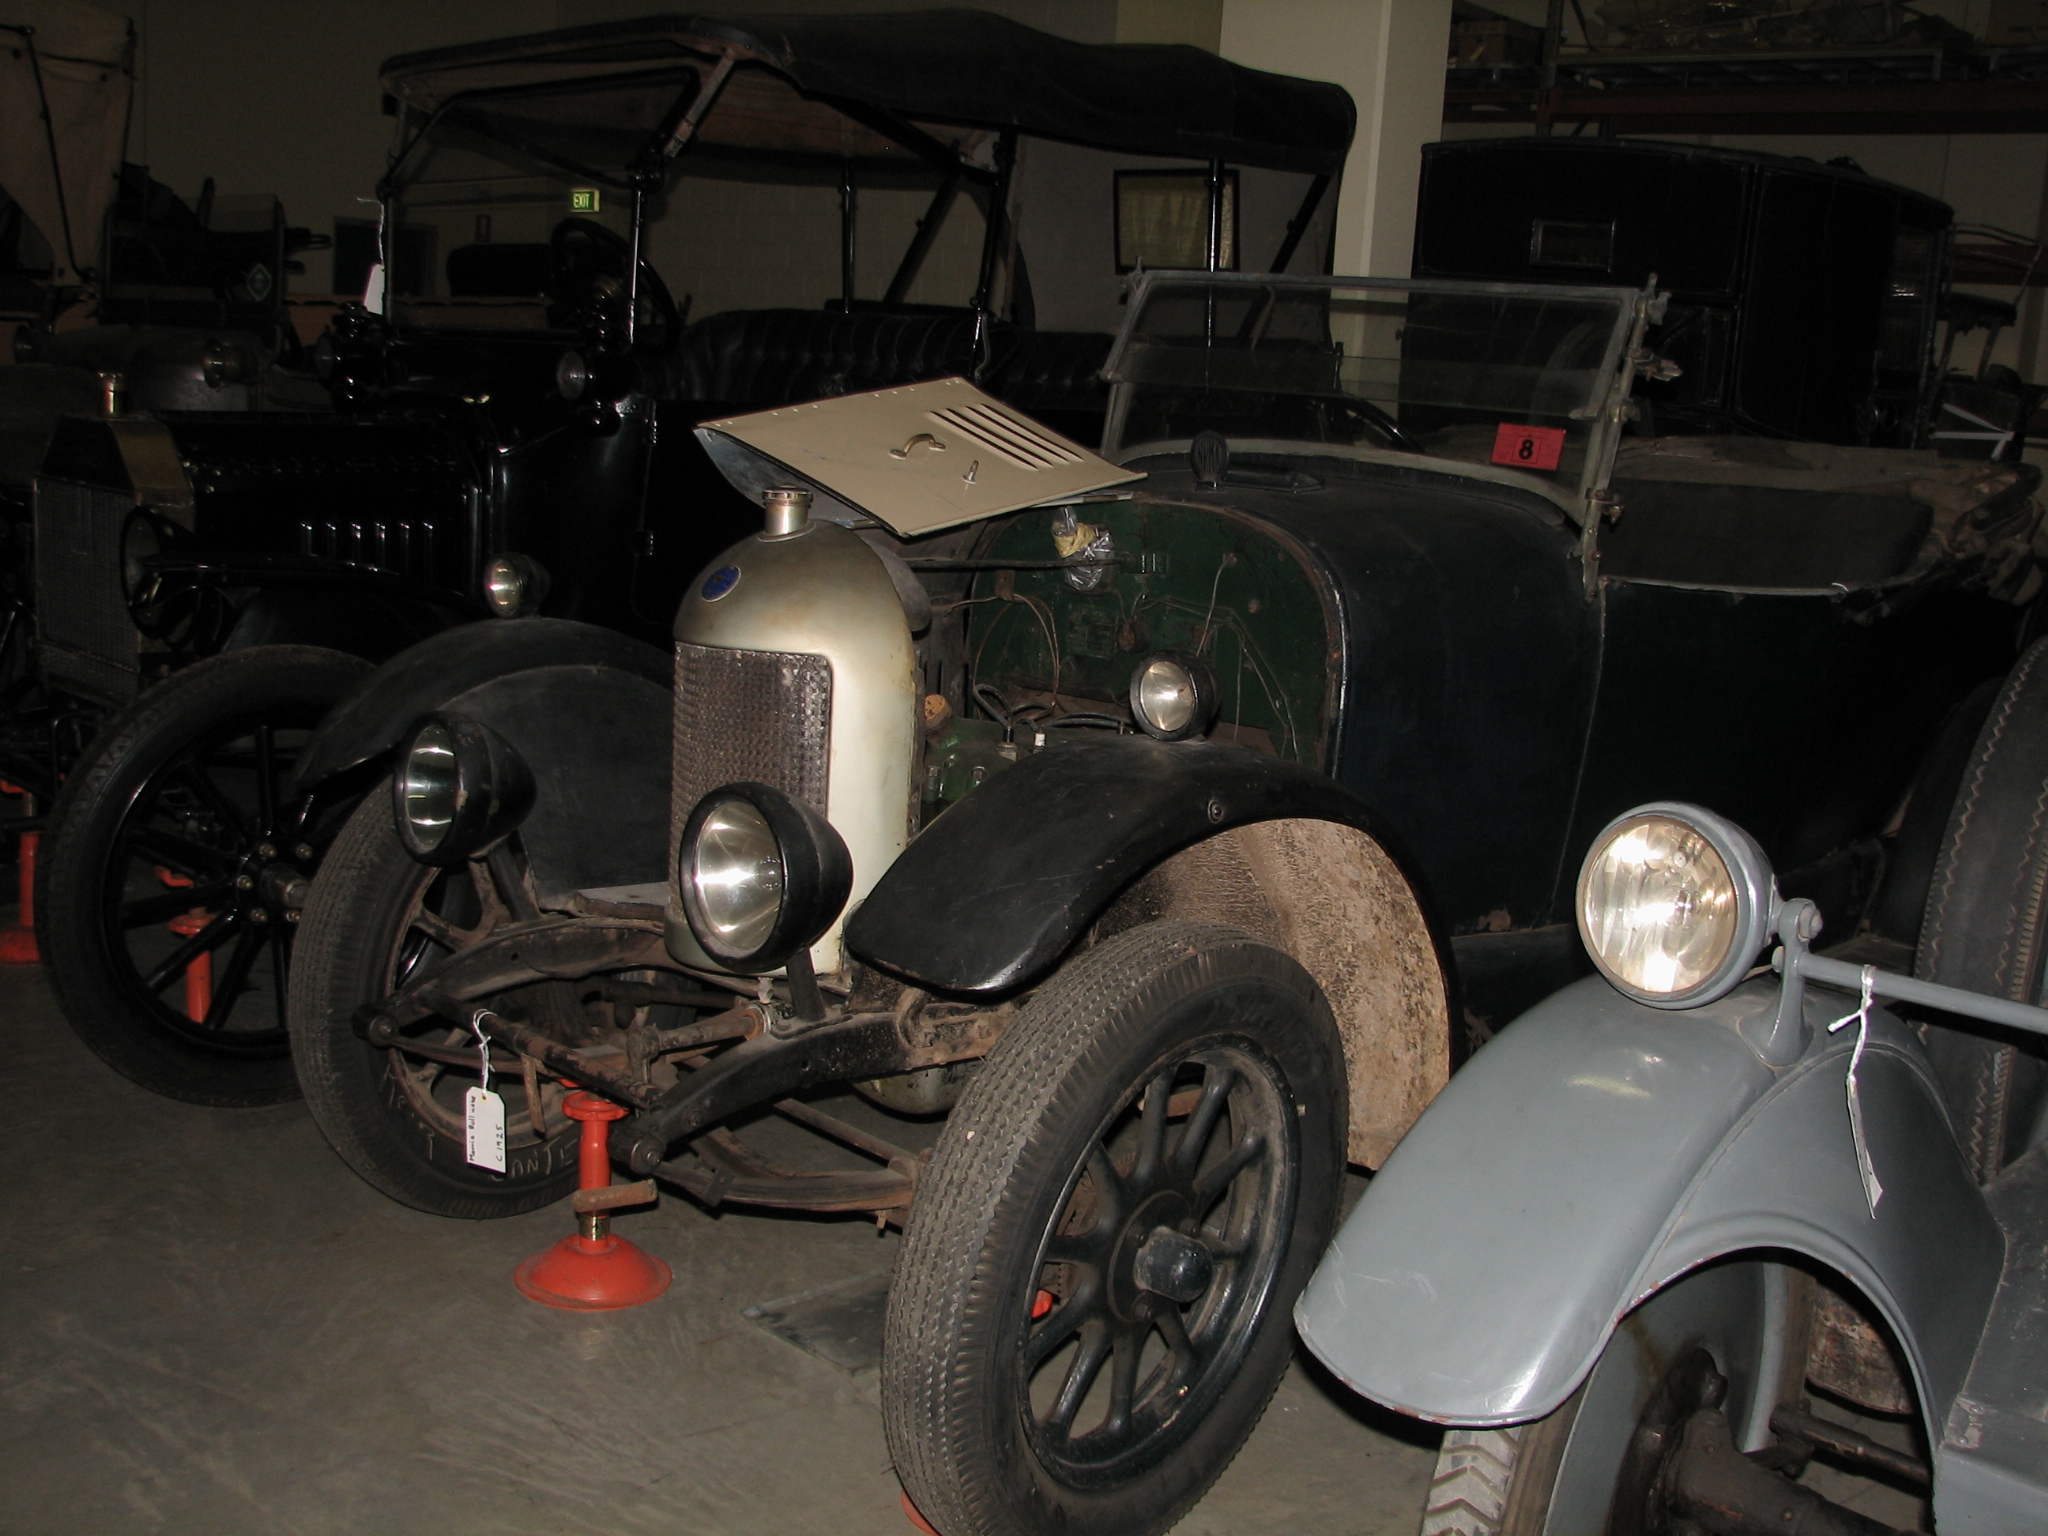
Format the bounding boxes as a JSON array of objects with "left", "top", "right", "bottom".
[
  {"left": 1128, "top": 651, "right": 1218, "bottom": 742},
  {"left": 1576, "top": 801, "right": 1777, "bottom": 1008},
  {"left": 393, "top": 713, "right": 536, "bottom": 866},
  {"left": 678, "top": 782, "right": 852, "bottom": 974}
]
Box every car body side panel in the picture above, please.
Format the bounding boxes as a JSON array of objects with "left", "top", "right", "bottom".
[
  {"left": 972, "top": 457, "right": 1600, "bottom": 938},
  {"left": 1568, "top": 582, "right": 2017, "bottom": 930},
  {"left": 1294, "top": 975, "right": 2002, "bottom": 1438}
]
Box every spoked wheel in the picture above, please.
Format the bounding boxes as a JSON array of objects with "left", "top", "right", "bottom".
[
  {"left": 42, "top": 646, "right": 372, "bottom": 1105},
  {"left": 883, "top": 922, "right": 1346, "bottom": 1536},
  {"left": 1422, "top": 1260, "right": 1806, "bottom": 1535},
  {"left": 289, "top": 784, "right": 580, "bottom": 1217}
]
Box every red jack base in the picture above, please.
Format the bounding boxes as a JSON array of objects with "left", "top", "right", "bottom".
[
  {"left": 900, "top": 1489, "right": 942, "bottom": 1536},
  {"left": 514, "top": 1089, "right": 672, "bottom": 1310},
  {"left": 0, "top": 827, "right": 39, "bottom": 966},
  {"left": 513, "top": 1230, "right": 672, "bottom": 1311}
]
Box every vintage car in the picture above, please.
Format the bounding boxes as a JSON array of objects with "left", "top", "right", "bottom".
[
  {"left": 1413, "top": 136, "right": 1956, "bottom": 449},
  {"left": 285, "top": 266, "right": 2039, "bottom": 1536},
  {"left": 23, "top": 11, "right": 1349, "bottom": 1105},
  {"left": 1295, "top": 642, "right": 2048, "bottom": 1534}
]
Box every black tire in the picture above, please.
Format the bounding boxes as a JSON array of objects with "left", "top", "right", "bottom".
[
  {"left": 42, "top": 645, "right": 372, "bottom": 1105},
  {"left": 288, "top": 784, "right": 579, "bottom": 1218},
  {"left": 1918, "top": 635, "right": 2048, "bottom": 1180},
  {"left": 1419, "top": 1261, "right": 1802, "bottom": 1535},
  {"left": 882, "top": 922, "right": 1346, "bottom": 1536}
]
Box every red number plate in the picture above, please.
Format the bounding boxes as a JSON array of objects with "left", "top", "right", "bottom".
[{"left": 1491, "top": 423, "right": 1567, "bottom": 471}]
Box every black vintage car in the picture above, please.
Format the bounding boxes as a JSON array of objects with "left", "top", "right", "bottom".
[
  {"left": 284, "top": 266, "right": 2041, "bottom": 1535},
  {"left": 1414, "top": 135, "right": 2011, "bottom": 454},
  {"left": 25, "top": 12, "right": 1350, "bottom": 1105}
]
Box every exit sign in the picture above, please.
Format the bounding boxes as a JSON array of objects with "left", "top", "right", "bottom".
[{"left": 569, "top": 188, "right": 600, "bottom": 213}]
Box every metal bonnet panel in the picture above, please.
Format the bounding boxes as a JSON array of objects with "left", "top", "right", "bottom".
[{"left": 694, "top": 377, "right": 1141, "bottom": 537}]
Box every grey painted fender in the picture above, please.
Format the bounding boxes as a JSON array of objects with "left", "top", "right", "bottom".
[
  {"left": 291, "top": 618, "right": 674, "bottom": 906},
  {"left": 1294, "top": 973, "right": 2005, "bottom": 1446}
]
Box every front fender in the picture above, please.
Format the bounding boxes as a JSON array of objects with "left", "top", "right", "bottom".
[
  {"left": 292, "top": 618, "right": 674, "bottom": 906},
  {"left": 843, "top": 735, "right": 1439, "bottom": 994},
  {"left": 293, "top": 617, "right": 670, "bottom": 790},
  {"left": 1295, "top": 974, "right": 2004, "bottom": 1437}
]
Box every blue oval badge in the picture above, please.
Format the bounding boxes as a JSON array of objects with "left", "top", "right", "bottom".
[{"left": 701, "top": 564, "right": 741, "bottom": 601}]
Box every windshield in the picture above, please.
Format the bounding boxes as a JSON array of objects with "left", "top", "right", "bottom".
[{"left": 1105, "top": 275, "right": 1636, "bottom": 497}]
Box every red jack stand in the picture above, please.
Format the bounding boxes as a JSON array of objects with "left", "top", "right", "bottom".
[
  {"left": 167, "top": 909, "right": 214, "bottom": 1020},
  {"left": 514, "top": 1091, "right": 671, "bottom": 1311},
  {"left": 0, "top": 783, "right": 38, "bottom": 965},
  {"left": 900, "top": 1489, "right": 942, "bottom": 1535}
]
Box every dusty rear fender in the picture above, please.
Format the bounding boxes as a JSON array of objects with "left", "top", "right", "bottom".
[
  {"left": 845, "top": 736, "right": 1453, "bottom": 1165},
  {"left": 1295, "top": 975, "right": 2002, "bottom": 1435}
]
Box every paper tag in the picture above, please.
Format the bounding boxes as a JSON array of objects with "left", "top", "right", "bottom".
[
  {"left": 1491, "top": 423, "right": 1568, "bottom": 471},
  {"left": 464, "top": 1086, "right": 506, "bottom": 1171}
]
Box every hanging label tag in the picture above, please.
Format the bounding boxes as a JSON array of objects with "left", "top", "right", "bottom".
[
  {"left": 1491, "top": 422, "right": 1568, "bottom": 471},
  {"left": 465, "top": 1086, "right": 507, "bottom": 1171}
]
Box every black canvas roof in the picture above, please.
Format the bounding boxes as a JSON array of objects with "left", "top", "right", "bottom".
[{"left": 380, "top": 11, "right": 1354, "bottom": 176}]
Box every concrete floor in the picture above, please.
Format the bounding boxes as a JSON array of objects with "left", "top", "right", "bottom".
[{"left": 0, "top": 961, "right": 1441, "bottom": 1536}]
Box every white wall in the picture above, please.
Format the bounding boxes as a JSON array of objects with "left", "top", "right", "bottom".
[{"left": 1219, "top": 0, "right": 1453, "bottom": 276}]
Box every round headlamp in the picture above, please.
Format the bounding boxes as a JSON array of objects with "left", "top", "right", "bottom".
[
  {"left": 393, "top": 713, "right": 537, "bottom": 866},
  {"left": 1128, "top": 651, "right": 1219, "bottom": 743},
  {"left": 1576, "top": 802, "right": 1777, "bottom": 1008},
  {"left": 555, "top": 349, "right": 590, "bottom": 401},
  {"left": 678, "top": 782, "right": 852, "bottom": 974},
  {"left": 480, "top": 552, "right": 551, "bottom": 619}
]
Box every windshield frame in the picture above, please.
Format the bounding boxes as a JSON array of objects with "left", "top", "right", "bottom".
[{"left": 1101, "top": 270, "right": 1652, "bottom": 526}]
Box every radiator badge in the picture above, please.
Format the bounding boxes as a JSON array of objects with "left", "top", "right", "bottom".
[{"left": 701, "top": 564, "right": 741, "bottom": 602}]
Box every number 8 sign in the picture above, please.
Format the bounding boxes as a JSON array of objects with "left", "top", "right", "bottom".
[{"left": 1491, "top": 422, "right": 1567, "bottom": 472}]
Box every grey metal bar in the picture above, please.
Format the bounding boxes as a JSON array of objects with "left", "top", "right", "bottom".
[{"left": 1797, "top": 951, "right": 2048, "bottom": 1039}]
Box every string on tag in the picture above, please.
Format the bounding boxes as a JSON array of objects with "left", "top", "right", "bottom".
[
  {"left": 470, "top": 1007, "right": 493, "bottom": 1094},
  {"left": 1825, "top": 966, "right": 1884, "bottom": 1217}
]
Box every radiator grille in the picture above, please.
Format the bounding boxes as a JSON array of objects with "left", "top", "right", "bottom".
[
  {"left": 671, "top": 641, "right": 833, "bottom": 874},
  {"left": 33, "top": 477, "right": 141, "bottom": 701}
]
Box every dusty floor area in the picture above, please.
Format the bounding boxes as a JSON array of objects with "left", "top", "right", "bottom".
[{"left": 0, "top": 962, "right": 1441, "bottom": 1535}]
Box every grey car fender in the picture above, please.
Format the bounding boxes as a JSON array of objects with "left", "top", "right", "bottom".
[{"left": 1294, "top": 974, "right": 2004, "bottom": 1439}]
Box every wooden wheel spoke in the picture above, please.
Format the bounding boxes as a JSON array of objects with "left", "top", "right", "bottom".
[
  {"left": 1191, "top": 1130, "right": 1267, "bottom": 1213},
  {"left": 1100, "top": 1323, "right": 1145, "bottom": 1438},
  {"left": 1045, "top": 1319, "right": 1113, "bottom": 1435},
  {"left": 1083, "top": 1144, "right": 1126, "bottom": 1227},
  {"left": 1172, "top": 1066, "right": 1238, "bottom": 1179},
  {"left": 1131, "top": 1071, "right": 1172, "bottom": 1186},
  {"left": 253, "top": 724, "right": 278, "bottom": 833},
  {"left": 141, "top": 909, "right": 239, "bottom": 993},
  {"left": 1024, "top": 1275, "right": 1101, "bottom": 1368},
  {"left": 1154, "top": 1299, "right": 1203, "bottom": 1380},
  {"left": 201, "top": 924, "right": 268, "bottom": 1029}
]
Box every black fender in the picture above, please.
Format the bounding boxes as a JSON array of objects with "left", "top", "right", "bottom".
[
  {"left": 845, "top": 735, "right": 1449, "bottom": 995},
  {"left": 221, "top": 584, "right": 459, "bottom": 663},
  {"left": 293, "top": 618, "right": 674, "bottom": 906}
]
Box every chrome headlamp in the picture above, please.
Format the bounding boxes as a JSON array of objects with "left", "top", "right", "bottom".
[
  {"left": 1576, "top": 802, "right": 1777, "bottom": 1008},
  {"left": 393, "top": 713, "right": 536, "bottom": 866},
  {"left": 1128, "top": 651, "right": 1218, "bottom": 742},
  {"left": 678, "top": 782, "right": 852, "bottom": 974},
  {"left": 480, "top": 552, "right": 550, "bottom": 618}
]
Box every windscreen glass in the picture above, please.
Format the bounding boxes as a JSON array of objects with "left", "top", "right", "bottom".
[{"left": 1109, "top": 278, "right": 1632, "bottom": 491}]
